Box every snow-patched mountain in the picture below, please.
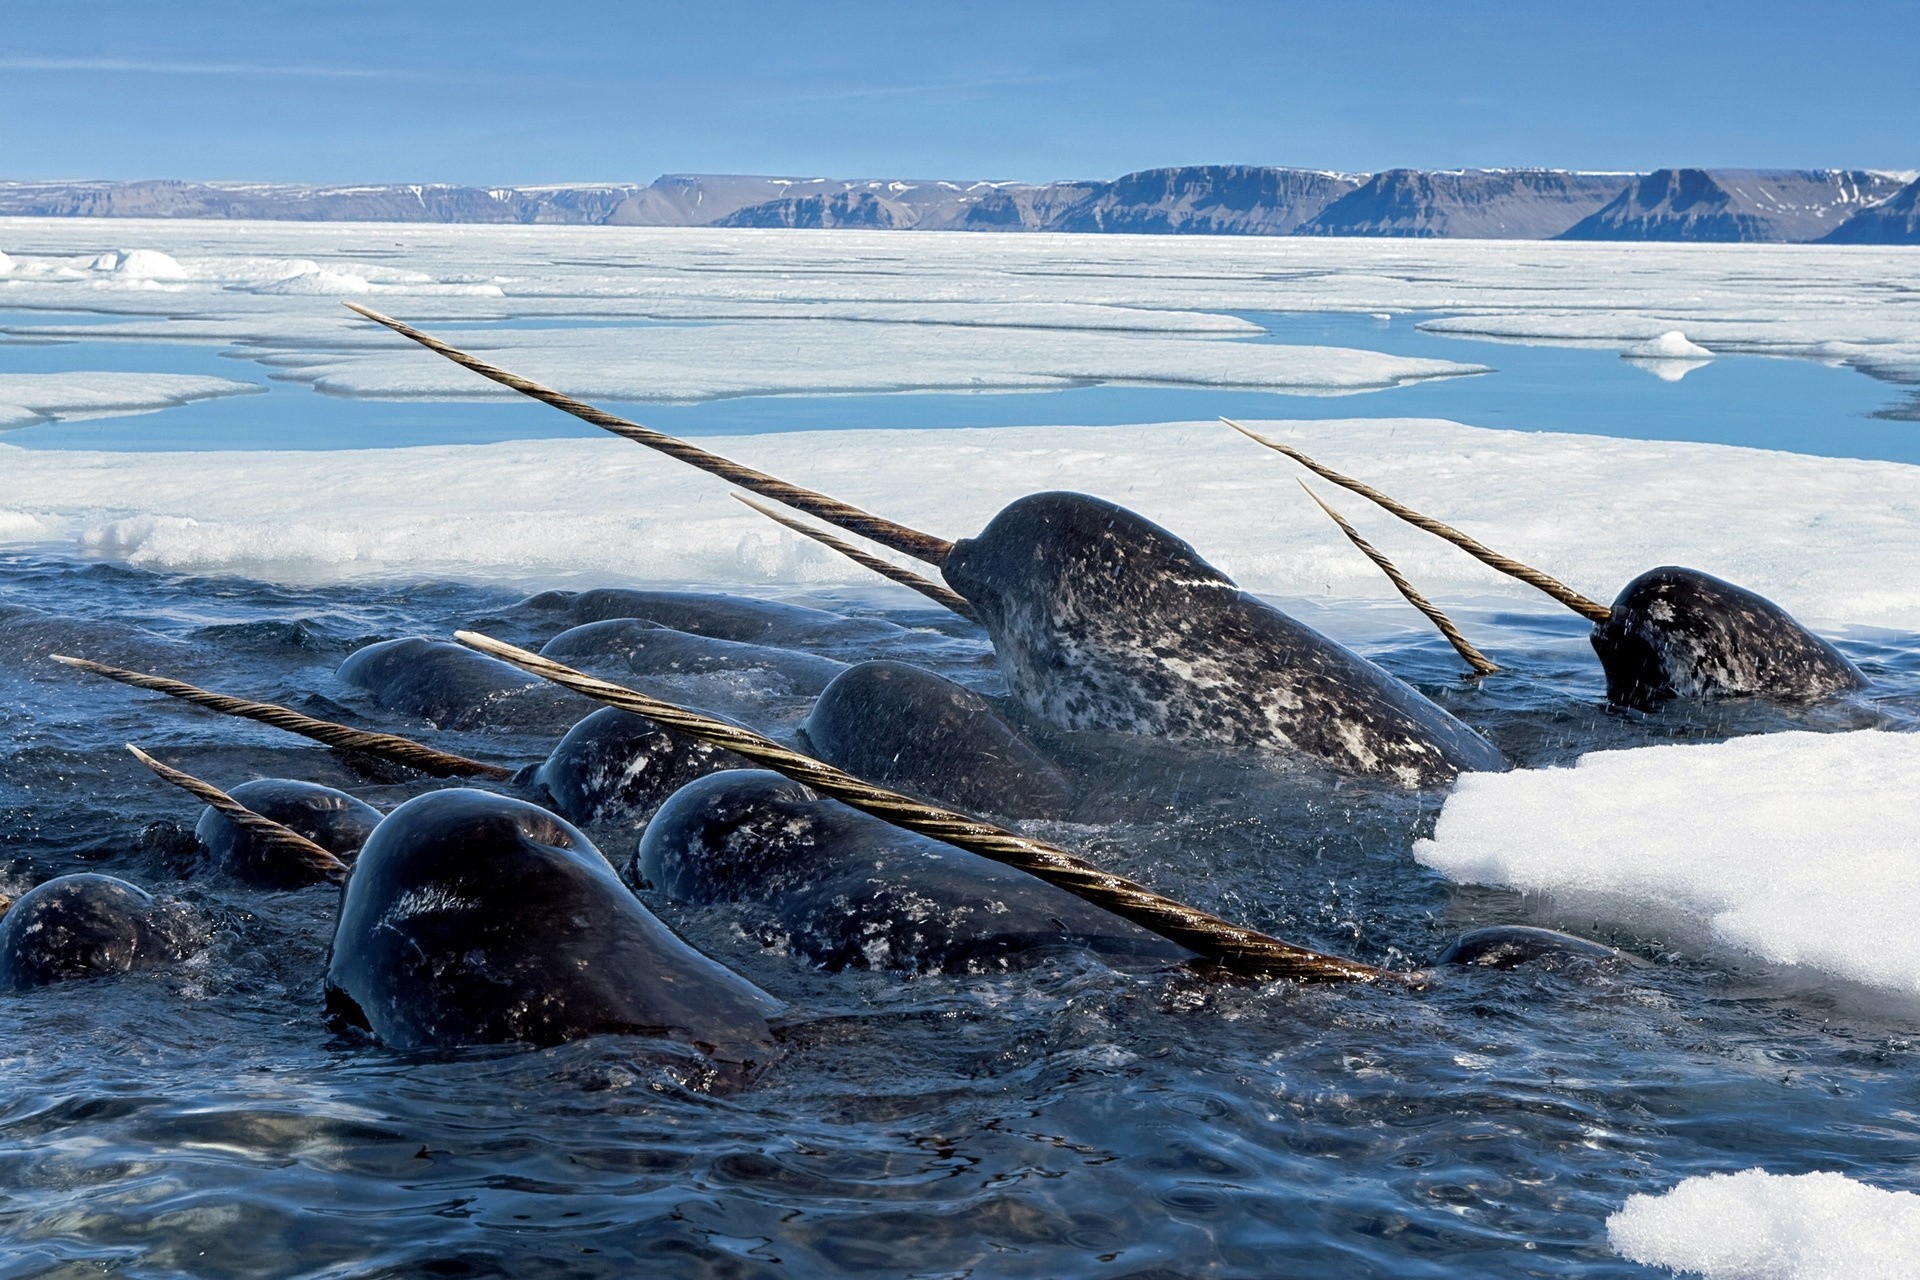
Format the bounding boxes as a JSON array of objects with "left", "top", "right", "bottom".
[
  {"left": 1294, "top": 169, "right": 1630, "bottom": 239},
  {"left": 1820, "top": 175, "right": 1920, "bottom": 245},
  {"left": 1560, "top": 169, "right": 1909, "bottom": 242},
  {"left": 2, "top": 168, "right": 1915, "bottom": 241},
  {"left": 0, "top": 179, "right": 646, "bottom": 224},
  {"left": 1046, "top": 166, "right": 1363, "bottom": 235}
]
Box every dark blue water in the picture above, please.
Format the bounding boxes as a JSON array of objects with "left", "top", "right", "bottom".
[
  {"left": 2, "top": 310, "right": 1912, "bottom": 463},
  {"left": 3, "top": 553, "right": 1920, "bottom": 1277}
]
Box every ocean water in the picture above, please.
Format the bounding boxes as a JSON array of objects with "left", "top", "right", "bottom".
[
  {"left": 2, "top": 554, "right": 1919, "bottom": 1278},
  {"left": 1, "top": 309, "right": 1909, "bottom": 463},
  {"left": 5, "top": 232, "right": 1920, "bottom": 1275}
]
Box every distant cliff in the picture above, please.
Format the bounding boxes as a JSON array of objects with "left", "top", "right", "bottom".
[
  {"left": 1560, "top": 169, "right": 1908, "bottom": 242},
  {"left": 1297, "top": 169, "right": 1629, "bottom": 239},
  {"left": 2, "top": 167, "right": 1915, "bottom": 242},
  {"left": 1819, "top": 175, "right": 1920, "bottom": 245}
]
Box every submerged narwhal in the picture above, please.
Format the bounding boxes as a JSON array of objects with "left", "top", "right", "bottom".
[
  {"left": 1226, "top": 421, "right": 1868, "bottom": 712},
  {"left": 343, "top": 306, "right": 1506, "bottom": 788}
]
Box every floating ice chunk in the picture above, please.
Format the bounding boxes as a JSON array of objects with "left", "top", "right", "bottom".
[
  {"left": 253, "top": 267, "right": 376, "bottom": 295},
  {"left": 1609, "top": 1169, "right": 1920, "bottom": 1279},
  {"left": 1624, "top": 330, "right": 1714, "bottom": 360},
  {"left": 1415, "top": 732, "right": 1920, "bottom": 994},
  {"left": 0, "top": 250, "right": 13, "bottom": 276},
  {"left": 0, "top": 373, "right": 263, "bottom": 429},
  {"left": 106, "top": 249, "right": 189, "bottom": 280}
]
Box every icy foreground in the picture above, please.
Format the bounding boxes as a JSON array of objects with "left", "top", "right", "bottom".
[
  {"left": 1, "top": 222, "right": 1918, "bottom": 402},
  {"left": 1610, "top": 1170, "right": 1920, "bottom": 1280},
  {"left": 3, "top": 417, "right": 1919, "bottom": 631},
  {"left": 1417, "top": 732, "right": 1920, "bottom": 994}
]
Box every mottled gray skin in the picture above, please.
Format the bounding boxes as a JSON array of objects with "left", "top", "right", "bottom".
[
  {"left": 541, "top": 619, "right": 846, "bottom": 697},
  {"left": 195, "top": 778, "right": 384, "bottom": 889},
  {"left": 534, "top": 706, "right": 747, "bottom": 831},
  {"left": 1592, "top": 567, "right": 1869, "bottom": 712},
  {"left": 635, "top": 771, "right": 1193, "bottom": 974},
  {"left": 514, "top": 588, "right": 906, "bottom": 648},
  {"left": 1438, "top": 926, "right": 1621, "bottom": 970},
  {"left": 337, "top": 637, "right": 590, "bottom": 732},
  {"left": 0, "top": 874, "right": 197, "bottom": 992},
  {"left": 0, "top": 603, "right": 189, "bottom": 669},
  {"left": 325, "top": 789, "right": 781, "bottom": 1058},
  {"left": 938, "top": 493, "right": 1507, "bottom": 788},
  {"left": 799, "top": 661, "right": 1074, "bottom": 821}
]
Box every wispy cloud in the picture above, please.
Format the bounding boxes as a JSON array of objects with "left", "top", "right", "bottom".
[{"left": 0, "top": 55, "right": 392, "bottom": 79}]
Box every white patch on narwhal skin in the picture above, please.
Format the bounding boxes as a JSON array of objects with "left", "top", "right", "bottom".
[{"left": 966, "top": 516, "right": 1492, "bottom": 788}]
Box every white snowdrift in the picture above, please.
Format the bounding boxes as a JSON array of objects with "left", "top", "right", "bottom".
[
  {"left": 1415, "top": 732, "right": 1920, "bottom": 994},
  {"left": 1623, "top": 330, "right": 1714, "bottom": 360},
  {"left": 0, "top": 373, "right": 264, "bottom": 429},
  {"left": 1610, "top": 1169, "right": 1920, "bottom": 1279},
  {"left": 0, "top": 417, "right": 1915, "bottom": 632}
]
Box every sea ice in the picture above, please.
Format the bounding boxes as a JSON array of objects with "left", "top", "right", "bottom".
[
  {"left": 1623, "top": 330, "right": 1714, "bottom": 360},
  {"left": 1, "top": 417, "right": 1915, "bottom": 634},
  {"left": 1415, "top": 732, "right": 1920, "bottom": 994},
  {"left": 1610, "top": 1169, "right": 1920, "bottom": 1279},
  {"left": 0, "top": 373, "right": 264, "bottom": 430}
]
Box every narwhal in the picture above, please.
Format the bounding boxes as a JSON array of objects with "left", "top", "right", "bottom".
[
  {"left": 341, "top": 305, "right": 1506, "bottom": 788},
  {"left": 1224, "top": 420, "right": 1869, "bottom": 712}
]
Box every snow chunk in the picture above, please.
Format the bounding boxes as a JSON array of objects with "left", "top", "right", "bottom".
[
  {"left": 106, "top": 249, "right": 188, "bottom": 280},
  {"left": 0, "top": 373, "right": 264, "bottom": 429},
  {"left": 253, "top": 267, "right": 376, "bottom": 296},
  {"left": 1625, "top": 330, "right": 1715, "bottom": 360},
  {"left": 0, "top": 250, "right": 13, "bottom": 276},
  {"left": 1415, "top": 732, "right": 1920, "bottom": 993},
  {"left": 1609, "top": 1169, "right": 1920, "bottom": 1279}
]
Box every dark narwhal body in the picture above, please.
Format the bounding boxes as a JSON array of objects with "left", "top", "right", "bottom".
[
  {"left": 338, "top": 637, "right": 591, "bottom": 733},
  {"left": 533, "top": 706, "right": 748, "bottom": 831},
  {"left": 514, "top": 588, "right": 906, "bottom": 649},
  {"left": 540, "top": 618, "right": 846, "bottom": 698},
  {"left": 1592, "top": 567, "right": 1868, "bottom": 712},
  {"left": 636, "top": 770, "right": 1193, "bottom": 973},
  {"left": 1438, "top": 925, "right": 1621, "bottom": 970},
  {"left": 325, "top": 789, "right": 780, "bottom": 1057},
  {"left": 937, "top": 493, "right": 1506, "bottom": 788},
  {"left": 195, "top": 778, "right": 384, "bottom": 888},
  {"left": 0, "top": 874, "right": 197, "bottom": 992},
  {"left": 799, "top": 661, "right": 1074, "bottom": 820}
]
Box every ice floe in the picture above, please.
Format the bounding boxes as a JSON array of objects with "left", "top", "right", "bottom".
[
  {"left": 1623, "top": 330, "right": 1714, "bottom": 360},
  {"left": 0, "top": 223, "right": 1915, "bottom": 396},
  {"left": 1416, "top": 732, "right": 1920, "bottom": 994},
  {"left": 1609, "top": 1169, "right": 1920, "bottom": 1279},
  {"left": 0, "top": 373, "right": 264, "bottom": 430},
  {"left": 1, "top": 416, "right": 1915, "bottom": 632}
]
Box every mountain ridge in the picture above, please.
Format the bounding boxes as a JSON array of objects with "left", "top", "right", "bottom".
[{"left": 1, "top": 167, "right": 1915, "bottom": 243}]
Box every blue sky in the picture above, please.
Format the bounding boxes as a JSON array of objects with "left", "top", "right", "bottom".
[{"left": 2, "top": 0, "right": 1914, "bottom": 183}]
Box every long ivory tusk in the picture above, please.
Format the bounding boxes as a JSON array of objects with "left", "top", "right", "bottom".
[
  {"left": 126, "top": 744, "right": 350, "bottom": 882},
  {"left": 731, "top": 494, "right": 977, "bottom": 620},
  {"left": 55, "top": 655, "right": 513, "bottom": 780},
  {"left": 1224, "top": 419, "right": 1613, "bottom": 624},
  {"left": 1297, "top": 481, "right": 1500, "bottom": 677},
  {"left": 454, "top": 629, "right": 1400, "bottom": 985},
  {"left": 343, "top": 302, "right": 954, "bottom": 566}
]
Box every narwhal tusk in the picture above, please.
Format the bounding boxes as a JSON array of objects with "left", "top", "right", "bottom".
[
  {"left": 731, "top": 494, "right": 978, "bottom": 621},
  {"left": 54, "top": 655, "right": 513, "bottom": 780},
  {"left": 1297, "top": 482, "right": 1500, "bottom": 677},
  {"left": 126, "top": 744, "right": 351, "bottom": 882},
  {"left": 342, "top": 302, "right": 954, "bottom": 567},
  {"left": 1223, "top": 419, "right": 1614, "bottom": 624},
  {"left": 454, "top": 629, "right": 1402, "bottom": 985}
]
